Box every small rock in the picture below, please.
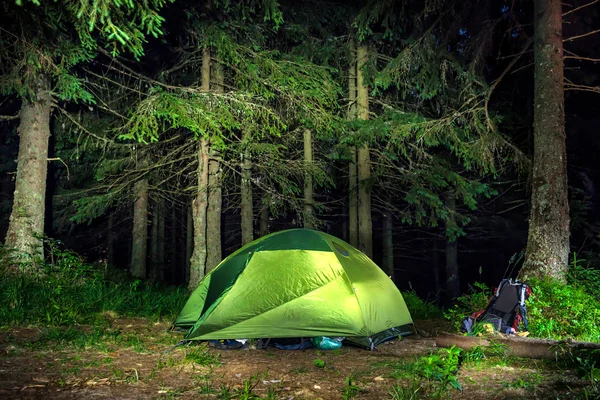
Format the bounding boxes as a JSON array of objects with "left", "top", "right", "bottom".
[
  {"left": 374, "top": 376, "right": 384, "bottom": 381},
  {"left": 313, "top": 385, "right": 321, "bottom": 389}
]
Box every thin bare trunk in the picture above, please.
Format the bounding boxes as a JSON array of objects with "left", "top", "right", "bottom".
[
  {"left": 240, "top": 132, "right": 254, "bottom": 245},
  {"left": 207, "top": 55, "right": 223, "bottom": 272},
  {"left": 519, "top": 0, "right": 569, "bottom": 282},
  {"left": 382, "top": 211, "right": 394, "bottom": 280},
  {"left": 190, "top": 139, "right": 209, "bottom": 289},
  {"left": 303, "top": 129, "right": 314, "bottom": 229},
  {"left": 348, "top": 42, "right": 358, "bottom": 248},
  {"left": 149, "top": 204, "right": 159, "bottom": 282},
  {"left": 5, "top": 79, "right": 51, "bottom": 264},
  {"left": 158, "top": 204, "right": 165, "bottom": 280},
  {"left": 131, "top": 178, "right": 148, "bottom": 279},
  {"left": 445, "top": 191, "right": 460, "bottom": 301},
  {"left": 185, "top": 203, "right": 193, "bottom": 285},
  {"left": 357, "top": 44, "right": 372, "bottom": 258},
  {"left": 259, "top": 199, "right": 269, "bottom": 238},
  {"left": 189, "top": 47, "right": 212, "bottom": 289},
  {"left": 107, "top": 211, "right": 115, "bottom": 267}
]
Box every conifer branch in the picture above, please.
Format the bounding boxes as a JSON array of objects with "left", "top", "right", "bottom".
[
  {"left": 485, "top": 37, "right": 533, "bottom": 131},
  {"left": 562, "top": 0, "right": 600, "bottom": 17}
]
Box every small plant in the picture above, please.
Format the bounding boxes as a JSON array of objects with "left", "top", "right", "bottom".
[
  {"left": 341, "top": 376, "right": 360, "bottom": 399},
  {"left": 233, "top": 378, "right": 260, "bottom": 400},
  {"left": 313, "top": 358, "right": 325, "bottom": 368},
  {"left": 502, "top": 373, "right": 541, "bottom": 390},
  {"left": 183, "top": 346, "right": 221, "bottom": 367},
  {"left": 389, "top": 380, "right": 423, "bottom": 400},
  {"left": 444, "top": 282, "right": 491, "bottom": 331},
  {"left": 390, "top": 347, "right": 463, "bottom": 398}
]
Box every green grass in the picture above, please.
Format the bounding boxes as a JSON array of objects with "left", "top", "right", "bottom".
[{"left": 0, "top": 243, "right": 188, "bottom": 328}]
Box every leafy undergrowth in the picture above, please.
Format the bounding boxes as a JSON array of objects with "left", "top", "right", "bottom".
[
  {"left": 444, "top": 263, "right": 600, "bottom": 343},
  {"left": 401, "top": 291, "right": 443, "bottom": 320},
  {"left": 0, "top": 243, "right": 188, "bottom": 327}
]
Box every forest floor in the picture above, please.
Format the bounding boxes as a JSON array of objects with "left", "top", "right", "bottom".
[{"left": 0, "top": 317, "right": 590, "bottom": 399}]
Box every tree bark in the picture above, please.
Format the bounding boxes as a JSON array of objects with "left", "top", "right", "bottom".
[
  {"left": 348, "top": 42, "right": 359, "bottom": 248},
  {"left": 157, "top": 204, "right": 165, "bottom": 280},
  {"left": 519, "top": 0, "right": 569, "bottom": 282},
  {"left": 207, "top": 55, "right": 223, "bottom": 272},
  {"left": 189, "top": 47, "right": 212, "bottom": 290},
  {"left": 131, "top": 178, "right": 148, "bottom": 279},
  {"left": 356, "top": 44, "right": 372, "bottom": 258},
  {"left": 170, "top": 205, "right": 178, "bottom": 279},
  {"left": 190, "top": 139, "right": 209, "bottom": 289},
  {"left": 382, "top": 211, "right": 394, "bottom": 280},
  {"left": 445, "top": 191, "right": 460, "bottom": 301},
  {"left": 149, "top": 204, "right": 159, "bottom": 282},
  {"left": 303, "top": 129, "right": 314, "bottom": 229},
  {"left": 185, "top": 203, "right": 193, "bottom": 285},
  {"left": 107, "top": 211, "right": 115, "bottom": 267},
  {"left": 5, "top": 79, "right": 51, "bottom": 264},
  {"left": 240, "top": 133, "right": 254, "bottom": 245},
  {"left": 259, "top": 199, "right": 269, "bottom": 238}
]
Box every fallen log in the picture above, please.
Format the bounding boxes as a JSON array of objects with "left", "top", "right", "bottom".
[{"left": 436, "top": 332, "right": 600, "bottom": 360}]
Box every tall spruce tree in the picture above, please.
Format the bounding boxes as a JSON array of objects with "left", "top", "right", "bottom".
[{"left": 0, "top": 0, "right": 172, "bottom": 269}]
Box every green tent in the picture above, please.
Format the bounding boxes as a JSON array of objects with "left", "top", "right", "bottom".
[{"left": 174, "top": 229, "right": 413, "bottom": 348}]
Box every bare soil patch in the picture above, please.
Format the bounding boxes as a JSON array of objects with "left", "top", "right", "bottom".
[{"left": 0, "top": 318, "right": 590, "bottom": 399}]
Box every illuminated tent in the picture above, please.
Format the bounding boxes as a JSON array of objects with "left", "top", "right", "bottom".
[{"left": 174, "top": 229, "right": 413, "bottom": 348}]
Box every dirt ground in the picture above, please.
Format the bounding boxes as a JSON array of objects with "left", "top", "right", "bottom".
[{"left": 0, "top": 318, "right": 590, "bottom": 399}]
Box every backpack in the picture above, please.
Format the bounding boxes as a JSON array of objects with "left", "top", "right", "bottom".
[{"left": 461, "top": 279, "right": 532, "bottom": 335}]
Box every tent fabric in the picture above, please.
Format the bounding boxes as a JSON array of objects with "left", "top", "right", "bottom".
[{"left": 174, "top": 229, "right": 414, "bottom": 348}]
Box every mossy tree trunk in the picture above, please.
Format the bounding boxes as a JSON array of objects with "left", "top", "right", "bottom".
[
  {"left": 207, "top": 57, "right": 223, "bottom": 273},
  {"left": 189, "top": 47, "right": 211, "bottom": 290},
  {"left": 519, "top": 0, "right": 569, "bottom": 283},
  {"left": 303, "top": 129, "right": 314, "bottom": 229},
  {"left": 5, "top": 79, "right": 51, "bottom": 265},
  {"left": 348, "top": 43, "right": 358, "bottom": 248},
  {"left": 131, "top": 177, "right": 148, "bottom": 279},
  {"left": 357, "top": 44, "right": 372, "bottom": 258}
]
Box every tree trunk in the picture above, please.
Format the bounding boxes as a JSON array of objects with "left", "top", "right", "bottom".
[
  {"left": 519, "top": 0, "right": 569, "bottom": 282},
  {"left": 259, "top": 199, "right": 269, "bottom": 238},
  {"left": 445, "top": 191, "right": 460, "bottom": 301},
  {"left": 131, "top": 178, "right": 148, "bottom": 279},
  {"left": 185, "top": 203, "right": 193, "bottom": 285},
  {"left": 382, "top": 211, "right": 394, "bottom": 280},
  {"left": 356, "top": 44, "right": 372, "bottom": 258},
  {"left": 207, "top": 55, "right": 223, "bottom": 272},
  {"left": 149, "top": 204, "right": 159, "bottom": 282},
  {"left": 190, "top": 139, "right": 209, "bottom": 289},
  {"left": 189, "top": 47, "right": 212, "bottom": 290},
  {"left": 170, "top": 205, "right": 178, "bottom": 279},
  {"left": 304, "top": 129, "right": 314, "bottom": 229},
  {"left": 5, "top": 80, "right": 51, "bottom": 264},
  {"left": 157, "top": 204, "right": 165, "bottom": 280},
  {"left": 240, "top": 135, "right": 254, "bottom": 246},
  {"left": 432, "top": 238, "right": 441, "bottom": 299},
  {"left": 107, "top": 211, "right": 115, "bottom": 267},
  {"left": 348, "top": 42, "right": 358, "bottom": 248},
  {"left": 179, "top": 204, "right": 186, "bottom": 283}
]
